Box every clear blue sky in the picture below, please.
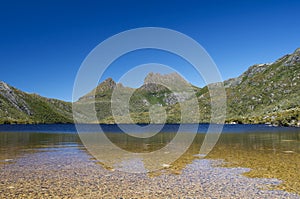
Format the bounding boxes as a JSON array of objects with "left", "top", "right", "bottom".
[{"left": 1, "top": 0, "right": 300, "bottom": 102}]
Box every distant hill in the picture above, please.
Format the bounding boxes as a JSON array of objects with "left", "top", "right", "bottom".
[
  {"left": 1, "top": 48, "right": 300, "bottom": 126},
  {"left": 0, "top": 81, "right": 73, "bottom": 124}
]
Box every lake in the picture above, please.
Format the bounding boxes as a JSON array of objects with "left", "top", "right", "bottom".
[{"left": 0, "top": 124, "right": 299, "bottom": 198}]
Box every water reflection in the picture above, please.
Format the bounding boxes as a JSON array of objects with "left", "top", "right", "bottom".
[
  {"left": 206, "top": 131, "right": 300, "bottom": 193},
  {"left": 0, "top": 132, "right": 81, "bottom": 163},
  {"left": 0, "top": 125, "right": 299, "bottom": 193}
]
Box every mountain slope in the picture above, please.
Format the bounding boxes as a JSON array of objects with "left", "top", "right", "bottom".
[
  {"left": 0, "top": 81, "right": 73, "bottom": 124},
  {"left": 224, "top": 48, "right": 300, "bottom": 125}
]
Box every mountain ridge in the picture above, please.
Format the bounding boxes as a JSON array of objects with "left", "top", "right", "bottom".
[{"left": 1, "top": 48, "right": 299, "bottom": 126}]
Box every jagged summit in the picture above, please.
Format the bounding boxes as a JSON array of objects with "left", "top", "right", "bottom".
[
  {"left": 0, "top": 81, "right": 9, "bottom": 91},
  {"left": 79, "top": 72, "right": 191, "bottom": 99},
  {"left": 142, "top": 72, "right": 190, "bottom": 92},
  {"left": 144, "top": 72, "right": 188, "bottom": 84},
  {"left": 95, "top": 78, "right": 116, "bottom": 93}
]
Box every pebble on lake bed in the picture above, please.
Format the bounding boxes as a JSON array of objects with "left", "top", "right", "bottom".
[
  {"left": 162, "top": 164, "right": 171, "bottom": 168},
  {"left": 283, "top": 151, "right": 295, "bottom": 154}
]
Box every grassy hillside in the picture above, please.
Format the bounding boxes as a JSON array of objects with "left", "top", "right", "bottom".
[
  {"left": 224, "top": 48, "right": 300, "bottom": 126},
  {"left": 0, "top": 82, "right": 73, "bottom": 124}
]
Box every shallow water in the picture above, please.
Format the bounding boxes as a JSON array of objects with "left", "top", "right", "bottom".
[{"left": 0, "top": 124, "right": 299, "bottom": 198}]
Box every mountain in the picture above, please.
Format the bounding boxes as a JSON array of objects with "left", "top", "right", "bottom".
[
  {"left": 1, "top": 48, "right": 300, "bottom": 126},
  {"left": 0, "top": 81, "right": 73, "bottom": 124},
  {"left": 74, "top": 72, "right": 199, "bottom": 124},
  {"left": 77, "top": 48, "right": 300, "bottom": 126},
  {"left": 223, "top": 48, "right": 300, "bottom": 126}
]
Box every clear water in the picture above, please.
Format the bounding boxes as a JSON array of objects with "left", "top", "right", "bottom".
[{"left": 0, "top": 124, "right": 299, "bottom": 197}]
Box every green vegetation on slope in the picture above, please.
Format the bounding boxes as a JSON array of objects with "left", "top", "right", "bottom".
[{"left": 0, "top": 82, "right": 73, "bottom": 124}]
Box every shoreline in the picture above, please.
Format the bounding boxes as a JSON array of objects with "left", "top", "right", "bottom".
[{"left": 0, "top": 122, "right": 299, "bottom": 128}]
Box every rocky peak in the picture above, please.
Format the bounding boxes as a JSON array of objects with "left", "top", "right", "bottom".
[
  {"left": 0, "top": 81, "right": 14, "bottom": 99},
  {"left": 244, "top": 63, "right": 270, "bottom": 77},
  {"left": 284, "top": 47, "right": 300, "bottom": 66},
  {"left": 95, "top": 78, "right": 116, "bottom": 93},
  {"left": 143, "top": 72, "right": 190, "bottom": 92},
  {"left": 144, "top": 72, "right": 187, "bottom": 84},
  {"left": 0, "top": 81, "right": 10, "bottom": 91},
  {"left": 224, "top": 63, "right": 270, "bottom": 88},
  {"left": 0, "top": 81, "right": 31, "bottom": 115},
  {"left": 77, "top": 78, "right": 117, "bottom": 101}
]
